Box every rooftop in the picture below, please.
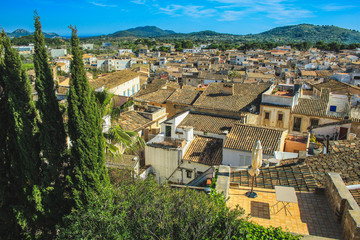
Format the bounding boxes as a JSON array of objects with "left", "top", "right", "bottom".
[
  {"left": 227, "top": 186, "right": 342, "bottom": 238},
  {"left": 116, "top": 111, "right": 153, "bottom": 132},
  {"left": 166, "top": 88, "right": 201, "bottom": 105},
  {"left": 292, "top": 89, "right": 331, "bottom": 118},
  {"left": 224, "top": 124, "right": 286, "bottom": 155},
  {"left": 183, "top": 136, "right": 223, "bottom": 166},
  {"left": 178, "top": 112, "right": 241, "bottom": 135},
  {"left": 231, "top": 139, "right": 360, "bottom": 192},
  {"left": 135, "top": 89, "right": 176, "bottom": 104},
  {"left": 193, "top": 82, "right": 271, "bottom": 113},
  {"left": 90, "top": 70, "right": 140, "bottom": 89}
]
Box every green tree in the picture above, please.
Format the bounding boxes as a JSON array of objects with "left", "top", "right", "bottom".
[
  {"left": 94, "top": 90, "right": 145, "bottom": 158},
  {"left": 33, "top": 13, "right": 70, "bottom": 231},
  {"left": 59, "top": 178, "right": 301, "bottom": 240},
  {"left": 67, "top": 26, "right": 109, "bottom": 205},
  {"left": 0, "top": 33, "right": 43, "bottom": 239}
]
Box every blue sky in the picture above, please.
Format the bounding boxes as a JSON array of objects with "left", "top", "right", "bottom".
[{"left": 1, "top": 0, "right": 359, "bottom": 36}]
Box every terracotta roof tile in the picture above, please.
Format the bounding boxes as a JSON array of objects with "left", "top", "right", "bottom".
[
  {"left": 292, "top": 89, "right": 331, "bottom": 117},
  {"left": 179, "top": 113, "right": 240, "bottom": 134},
  {"left": 116, "top": 111, "right": 152, "bottom": 132},
  {"left": 183, "top": 136, "right": 223, "bottom": 166},
  {"left": 166, "top": 88, "right": 201, "bottom": 105},
  {"left": 193, "top": 82, "right": 271, "bottom": 113},
  {"left": 135, "top": 89, "right": 176, "bottom": 104},
  {"left": 90, "top": 70, "right": 140, "bottom": 89},
  {"left": 224, "top": 124, "right": 285, "bottom": 155}
]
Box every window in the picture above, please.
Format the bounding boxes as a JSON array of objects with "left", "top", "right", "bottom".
[
  {"left": 264, "top": 112, "right": 270, "bottom": 120},
  {"left": 330, "top": 105, "right": 337, "bottom": 112},
  {"left": 123, "top": 91, "right": 126, "bottom": 96},
  {"left": 127, "top": 89, "right": 130, "bottom": 96},
  {"left": 186, "top": 170, "right": 192, "bottom": 178},
  {"left": 310, "top": 118, "right": 319, "bottom": 127},
  {"left": 165, "top": 126, "right": 171, "bottom": 137},
  {"left": 293, "top": 117, "right": 302, "bottom": 132},
  {"left": 278, "top": 113, "right": 283, "bottom": 121}
]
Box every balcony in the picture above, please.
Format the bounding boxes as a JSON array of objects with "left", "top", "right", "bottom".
[{"left": 262, "top": 84, "right": 298, "bottom": 107}]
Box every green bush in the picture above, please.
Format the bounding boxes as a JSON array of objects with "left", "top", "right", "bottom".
[{"left": 58, "top": 178, "right": 301, "bottom": 240}]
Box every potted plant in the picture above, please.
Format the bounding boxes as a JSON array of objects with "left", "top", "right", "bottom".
[{"left": 313, "top": 142, "right": 323, "bottom": 155}]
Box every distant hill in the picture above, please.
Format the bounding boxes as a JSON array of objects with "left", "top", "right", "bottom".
[
  {"left": 109, "top": 26, "right": 176, "bottom": 38},
  {"left": 158, "top": 24, "right": 360, "bottom": 43},
  {"left": 7, "top": 29, "right": 61, "bottom": 38},
  {"left": 248, "top": 24, "right": 360, "bottom": 44}
]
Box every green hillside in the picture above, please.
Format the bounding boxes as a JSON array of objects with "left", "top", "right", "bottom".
[
  {"left": 109, "top": 26, "right": 176, "bottom": 37},
  {"left": 248, "top": 24, "right": 360, "bottom": 43}
]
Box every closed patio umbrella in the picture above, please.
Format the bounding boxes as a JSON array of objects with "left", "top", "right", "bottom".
[{"left": 246, "top": 140, "right": 263, "bottom": 198}]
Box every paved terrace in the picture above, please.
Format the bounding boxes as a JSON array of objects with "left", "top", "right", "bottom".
[{"left": 228, "top": 185, "right": 342, "bottom": 239}]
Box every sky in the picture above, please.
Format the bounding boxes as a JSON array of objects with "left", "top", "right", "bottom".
[{"left": 1, "top": 0, "right": 360, "bottom": 36}]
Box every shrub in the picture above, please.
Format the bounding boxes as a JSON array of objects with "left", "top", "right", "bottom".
[{"left": 58, "top": 178, "right": 301, "bottom": 240}]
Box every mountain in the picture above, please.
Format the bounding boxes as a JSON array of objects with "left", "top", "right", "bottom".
[
  {"left": 109, "top": 26, "right": 176, "bottom": 37},
  {"left": 7, "top": 29, "right": 61, "bottom": 38},
  {"left": 247, "top": 24, "right": 360, "bottom": 43},
  {"left": 7, "top": 29, "right": 31, "bottom": 38}
]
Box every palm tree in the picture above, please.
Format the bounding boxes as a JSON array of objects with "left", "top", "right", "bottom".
[
  {"left": 103, "top": 125, "right": 145, "bottom": 158},
  {"left": 94, "top": 90, "right": 145, "bottom": 158}
]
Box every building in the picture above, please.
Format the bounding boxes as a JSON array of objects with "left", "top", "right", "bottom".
[
  {"left": 50, "top": 49, "right": 67, "bottom": 58},
  {"left": 222, "top": 124, "right": 287, "bottom": 167},
  {"left": 145, "top": 111, "right": 225, "bottom": 184},
  {"left": 90, "top": 70, "right": 141, "bottom": 96},
  {"left": 82, "top": 44, "right": 94, "bottom": 50}
]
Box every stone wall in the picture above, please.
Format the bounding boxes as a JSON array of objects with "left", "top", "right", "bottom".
[
  {"left": 215, "top": 165, "right": 230, "bottom": 200},
  {"left": 325, "top": 173, "right": 360, "bottom": 240}
]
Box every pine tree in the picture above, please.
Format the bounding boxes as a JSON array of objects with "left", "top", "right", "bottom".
[
  {"left": 67, "top": 26, "right": 109, "bottom": 205},
  {"left": 0, "top": 33, "right": 43, "bottom": 238},
  {"left": 33, "top": 13, "right": 70, "bottom": 231}
]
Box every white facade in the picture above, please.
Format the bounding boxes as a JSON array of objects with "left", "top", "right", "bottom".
[
  {"left": 222, "top": 148, "right": 272, "bottom": 167},
  {"left": 118, "top": 49, "right": 133, "bottom": 55},
  {"left": 102, "top": 58, "right": 132, "bottom": 72},
  {"left": 82, "top": 44, "right": 94, "bottom": 50},
  {"left": 50, "top": 49, "right": 67, "bottom": 58},
  {"left": 55, "top": 59, "right": 70, "bottom": 73},
  {"left": 115, "top": 76, "right": 140, "bottom": 96}
]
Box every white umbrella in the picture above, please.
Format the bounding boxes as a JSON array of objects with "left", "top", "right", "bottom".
[{"left": 246, "top": 140, "right": 263, "bottom": 198}]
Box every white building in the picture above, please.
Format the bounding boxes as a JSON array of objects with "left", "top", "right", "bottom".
[
  {"left": 91, "top": 69, "right": 140, "bottom": 97},
  {"left": 50, "top": 49, "right": 67, "bottom": 58},
  {"left": 145, "top": 111, "right": 227, "bottom": 184},
  {"left": 222, "top": 124, "right": 287, "bottom": 167},
  {"left": 118, "top": 49, "right": 133, "bottom": 55},
  {"left": 81, "top": 44, "right": 94, "bottom": 50}
]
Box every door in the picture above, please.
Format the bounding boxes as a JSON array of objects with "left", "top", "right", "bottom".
[{"left": 339, "top": 127, "right": 348, "bottom": 140}]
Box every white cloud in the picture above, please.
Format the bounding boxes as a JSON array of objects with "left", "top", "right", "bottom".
[
  {"left": 131, "top": 0, "right": 146, "bottom": 4},
  {"left": 321, "top": 4, "right": 355, "bottom": 11},
  {"left": 219, "top": 10, "right": 246, "bottom": 21},
  {"left": 159, "top": 4, "right": 217, "bottom": 18},
  {"left": 211, "top": 0, "right": 313, "bottom": 22},
  {"left": 90, "top": 1, "right": 117, "bottom": 7}
]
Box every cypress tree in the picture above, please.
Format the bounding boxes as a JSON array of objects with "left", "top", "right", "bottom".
[
  {"left": 67, "top": 26, "right": 109, "bottom": 205},
  {"left": 0, "top": 31, "right": 11, "bottom": 238},
  {"left": 33, "top": 13, "right": 69, "bottom": 230},
  {"left": 0, "top": 33, "right": 43, "bottom": 238}
]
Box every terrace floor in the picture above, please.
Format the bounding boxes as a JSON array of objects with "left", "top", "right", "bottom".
[{"left": 227, "top": 186, "right": 342, "bottom": 239}]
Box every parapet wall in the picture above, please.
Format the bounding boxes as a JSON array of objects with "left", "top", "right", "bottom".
[{"left": 325, "top": 173, "right": 360, "bottom": 240}]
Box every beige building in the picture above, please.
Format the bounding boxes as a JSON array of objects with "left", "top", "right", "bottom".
[{"left": 90, "top": 70, "right": 140, "bottom": 96}]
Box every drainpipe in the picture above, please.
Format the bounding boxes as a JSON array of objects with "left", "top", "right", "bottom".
[{"left": 326, "top": 135, "right": 330, "bottom": 154}]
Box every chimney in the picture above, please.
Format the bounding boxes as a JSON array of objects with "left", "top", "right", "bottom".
[
  {"left": 183, "top": 127, "right": 193, "bottom": 141},
  {"left": 222, "top": 83, "right": 234, "bottom": 95}
]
